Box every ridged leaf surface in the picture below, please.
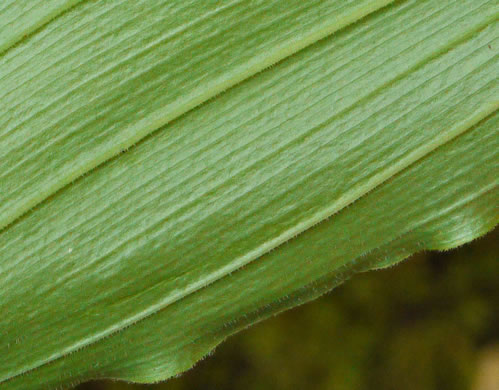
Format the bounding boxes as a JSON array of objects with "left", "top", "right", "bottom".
[{"left": 0, "top": 0, "right": 497, "bottom": 388}]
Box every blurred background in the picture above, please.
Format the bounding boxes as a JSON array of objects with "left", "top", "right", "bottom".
[{"left": 78, "top": 229, "right": 498, "bottom": 390}]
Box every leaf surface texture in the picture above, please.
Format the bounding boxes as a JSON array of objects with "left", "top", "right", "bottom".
[{"left": 0, "top": 0, "right": 497, "bottom": 388}]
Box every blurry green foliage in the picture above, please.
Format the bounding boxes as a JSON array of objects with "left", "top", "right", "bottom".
[{"left": 79, "top": 229, "right": 498, "bottom": 390}]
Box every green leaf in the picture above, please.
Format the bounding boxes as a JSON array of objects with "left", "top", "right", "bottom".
[
  {"left": 0, "top": 0, "right": 395, "bottom": 230},
  {"left": 0, "top": 0, "right": 497, "bottom": 389},
  {"left": 0, "top": 0, "right": 83, "bottom": 55}
]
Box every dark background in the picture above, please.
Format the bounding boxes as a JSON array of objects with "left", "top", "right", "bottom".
[{"left": 78, "top": 229, "right": 498, "bottom": 390}]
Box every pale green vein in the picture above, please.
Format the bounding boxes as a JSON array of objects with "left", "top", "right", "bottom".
[
  {"left": 0, "top": 2, "right": 496, "bottom": 360},
  {"left": 8, "top": 111, "right": 496, "bottom": 389},
  {"left": 1, "top": 0, "right": 491, "bottom": 264},
  {"left": 161, "top": 182, "right": 497, "bottom": 381},
  {"left": 0, "top": 0, "right": 84, "bottom": 55},
  {"left": 31, "top": 37, "right": 499, "bottom": 287},
  {"left": 1, "top": 0, "right": 497, "bottom": 386},
  {"left": 3, "top": 100, "right": 495, "bottom": 383},
  {"left": 0, "top": 0, "right": 396, "bottom": 231}
]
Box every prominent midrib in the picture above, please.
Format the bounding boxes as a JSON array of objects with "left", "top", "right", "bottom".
[
  {"left": 0, "top": 0, "right": 396, "bottom": 232},
  {"left": 3, "top": 102, "right": 496, "bottom": 384}
]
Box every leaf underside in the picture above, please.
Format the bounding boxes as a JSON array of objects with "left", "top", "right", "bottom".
[{"left": 0, "top": 0, "right": 498, "bottom": 389}]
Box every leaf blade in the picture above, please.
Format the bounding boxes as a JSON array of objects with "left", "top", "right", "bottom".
[
  {"left": 0, "top": 0, "right": 396, "bottom": 230},
  {"left": 0, "top": 0, "right": 83, "bottom": 55},
  {"left": 0, "top": 0, "right": 497, "bottom": 387},
  {"left": 4, "top": 112, "right": 497, "bottom": 389}
]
